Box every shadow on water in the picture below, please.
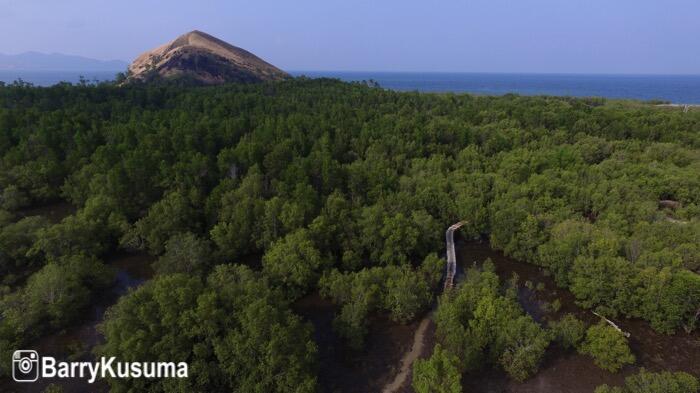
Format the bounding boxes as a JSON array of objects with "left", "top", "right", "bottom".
[
  {"left": 3, "top": 203, "right": 697, "bottom": 393},
  {"left": 16, "top": 201, "right": 76, "bottom": 224},
  {"left": 455, "top": 238, "right": 700, "bottom": 393},
  {"left": 0, "top": 252, "right": 155, "bottom": 393},
  {"left": 294, "top": 293, "right": 425, "bottom": 393}
]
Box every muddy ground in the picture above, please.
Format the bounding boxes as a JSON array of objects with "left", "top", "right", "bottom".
[
  {"left": 0, "top": 252, "right": 154, "bottom": 393},
  {"left": 459, "top": 240, "right": 700, "bottom": 393},
  {"left": 296, "top": 238, "right": 699, "bottom": 393},
  {"left": 3, "top": 202, "right": 697, "bottom": 393},
  {"left": 294, "top": 293, "right": 427, "bottom": 393}
]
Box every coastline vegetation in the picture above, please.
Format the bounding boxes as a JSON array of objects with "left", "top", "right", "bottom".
[{"left": 0, "top": 78, "right": 698, "bottom": 390}]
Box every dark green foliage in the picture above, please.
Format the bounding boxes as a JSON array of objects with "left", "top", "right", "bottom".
[
  {"left": 153, "top": 232, "right": 213, "bottom": 275},
  {"left": 0, "top": 185, "right": 29, "bottom": 210},
  {"left": 434, "top": 265, "right": 551, "bottom": 381},
  {"left": 0, "top": 78, "right": 698, "bottom": 386},
  {"left": 548, "top": 313, "right": 586, "bottom": 349},
  {"left": 30, "top": 195, "right": 128, "bottom": 259},
  {"left": 412, "top": 344, "right": 462, "bottom": 393},
  {"left": 0, "top": 255, "right": 113, "bottom": 335},
  {"left": 22, "top": 255, "right": 113, "bottom": 327},
  {"left": 0, "top": 215, "right": 48, "bottom": 284},
  {"left": 0, "top": 254, "right": 114, "bottom": 375},
  {"left": 383, "top": 264, "right": 433, "bottom": 323},
  {"left": 579, "top": 322, "right": 635, "bottom": 372},
  {"left": 420, "top": 253, "right": 446, "bottom": 289},
  {"left": 97, "top": 266, "right": 318, "bottom": 393},
  {"left": 262, "top": 228, "right": 327, "bottom": 299},
  {"left": 123, "top": 191, "right": 202, "bottom": 254},
  {"left": 320, "top": 264, "right": 434, "bottom": 348},
  {"left": 210, "top": 166, "right": 265, "bottom": 260},
  {"left": 496, "top": 315, "right": 551, "bottom": 382},
  {"left": 595, "top": 369, "right": 699, "bottom": 393},
  {"left": 641, "top": 268, "right": 700, "bottom": 334}
]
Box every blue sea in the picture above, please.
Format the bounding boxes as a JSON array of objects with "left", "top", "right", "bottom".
[
  {"left": 293, "top": 71, "right": 700, "bottom": 104},
  {"left": 2, "top": 70, "right": 699, "bottom": 104}
]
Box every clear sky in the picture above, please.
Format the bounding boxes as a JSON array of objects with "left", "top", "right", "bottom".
[{"left": 1, "top": 0, "right": 698, "bottom": 74}]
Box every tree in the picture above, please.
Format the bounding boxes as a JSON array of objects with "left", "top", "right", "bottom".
[
  {"left": 434, "top": 266, "right": 549, "bottom": 379},
  {"left": 410, "top": 209, "right": 442, "bottom": 257},
  {"left": 124, "top": 191, "right": 200, "bottom": 254},
  {"left": 379, "top": 212, "right": 419, "bottom": 265},
  {"left": 320, "top": 264, "right": 433, "bottom": 348},
  {"left": 595, "top": 369, "right": 699, "bottom": 393},
  {"left": 537, "top": 219, "right": 594, "bottom": 286},
  {"left": 548, "top": 313, "right": 586, "bottom": 350},
  {"left": 412, "top": 344, "right": 462, "bottom": 393},
  {"left": 0, "top": 216, "right": 48, "bottom": 283},
  {"left": 31, "top": 195, "right": 127, "bottom": 259},
  {"left": 420, "top": 253, "right": 445, "bottom": 289},
  {"left": 210, "top": 167, "right": 265, "bottom": 259},
  {"left": 97, "top": 266, "right": 318, "bottom": 393},
  {"left": 23, "top": 254, "right": 113, "bottom": 328},
  {"left": 153, "top": 232, "right": 213, "bottom": 275},
  {"left": 333, "top": 300, "right": 370, "bottom": 350},
  {"left": 642, "top": 269, "right": 700, "bottom": 334},
  {"left": 307, "top": 190, "right": 354, "bottom": 257},
  {"left": 579, "top": 322, "right": 635, "bottom": 372},
  {"left": 262, "top": 229, "right": 326, "bottom": 299},
  {"left": 497, "top": 315, "right": 551, "bottom": 381},
  {"left": 0, "top": 253, "right": 114, "bottom": 377},
  {"left": 384, "top": 265, "right": 432, "bottom": 323},
  {"left": 0, "top": 185, "right": 29, "bottom": 210},
  {"left": 570, "top": 256, "right": 635, "bottom": 314},
  {"left": 2, "top": 74, "right": 700, "bottom": 386},
  {"left": 258, "top": 196, "right": 285, "bottom": 248}
]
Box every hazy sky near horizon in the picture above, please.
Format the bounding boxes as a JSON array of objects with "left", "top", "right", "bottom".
[{"left": 1, "top": 0, "right": 699, "bottom": 74}]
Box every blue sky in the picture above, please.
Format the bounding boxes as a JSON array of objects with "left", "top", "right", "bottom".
[{"left": 1, "top": 0, "right": 698, "bottom": 74}]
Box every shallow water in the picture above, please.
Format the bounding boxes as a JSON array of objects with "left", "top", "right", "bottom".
[
  {"left": 456, "top": 239, "right": 700, "bottom": 393},
  {"left": 2, "top": 209, "right": 696, "bottom": 392},
  {"left": 294, "top": 293, "right": 425, "bottom": 393},
  {"left": 0, "top": 252, "right": 154, "bottom": 393},
  {"left": 16, "top": 201, "right": 76, "bottom": 224}
]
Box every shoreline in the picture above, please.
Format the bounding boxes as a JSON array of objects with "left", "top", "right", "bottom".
[{"left": 2, "top": 71, "right": 700, "bottom": 105}]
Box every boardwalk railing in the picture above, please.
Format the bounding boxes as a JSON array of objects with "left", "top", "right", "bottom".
[{"left": 444, "top": 221, "right": 466, "bottom": 290}]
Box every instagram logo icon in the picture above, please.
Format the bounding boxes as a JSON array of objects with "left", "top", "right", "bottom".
[{"left": 12, "top": 350, "right": 39, "bottom": 382}]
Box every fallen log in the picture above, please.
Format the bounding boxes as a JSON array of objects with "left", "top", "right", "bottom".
[{"left": 592, "top": 311, "right": 631, "bottom": 338}]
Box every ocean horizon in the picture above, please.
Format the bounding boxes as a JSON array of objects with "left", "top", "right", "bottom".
[{"left": 2, "top": 70, "right": 700, "bottom": 104}]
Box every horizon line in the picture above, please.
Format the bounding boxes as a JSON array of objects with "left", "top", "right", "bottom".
[
  {"left": 289, "top": 70, "right": 700, "bottom": 77},
  {"left": 1, "top": 67, "right": 699, "bottom": 77},
  {"left": 1, "top": 52, "right": 698, "bottom": 77}
]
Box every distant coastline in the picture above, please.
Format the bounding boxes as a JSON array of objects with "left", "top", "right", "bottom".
[
  {"left": 0, "top": 51, "right": 128, "bottom": 71},
  {"left": 2, "top": 70, "right": 700, "bottom": 104},
  {"left": 0, "top": 70, "right": 120, "bottom": 86},
  {"left": 292, "top": 71, "right": 700, "bottom": 104}
]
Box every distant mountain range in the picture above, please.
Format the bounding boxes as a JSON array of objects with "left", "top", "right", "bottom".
[{"left": 0, "top": 52, "right": 128, "bottom": 71}]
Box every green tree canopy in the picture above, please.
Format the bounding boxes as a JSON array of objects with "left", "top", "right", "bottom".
[
  {"left": 595, "top": 369, "right": 699, "bottom": 393},
  {"left": 579, "top": 322, "right": 635, "bottom": 372},
  {"left": 412, "top": 344, "right": 462, "bottom": 393},
  {"left": 97, "top": 265, "right": 318, "bottom": 393}
]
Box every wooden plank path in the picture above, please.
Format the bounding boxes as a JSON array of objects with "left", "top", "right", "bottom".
[
  {"left": 444, "top": 221, "right": 466, "bottom": 290},
  {"left": 382, "top": 221, "right": 468, "bottom": 392},
  {"left": 382, "top": 221, "right": 467, "bottom": 393}
]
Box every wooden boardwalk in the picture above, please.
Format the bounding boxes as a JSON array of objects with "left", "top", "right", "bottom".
[
  {"left": 443, "top": 221, "right": 466, "bottom": 290},
  {"left": 381, "top": 221, "right": 468, "bottom": 393}
]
